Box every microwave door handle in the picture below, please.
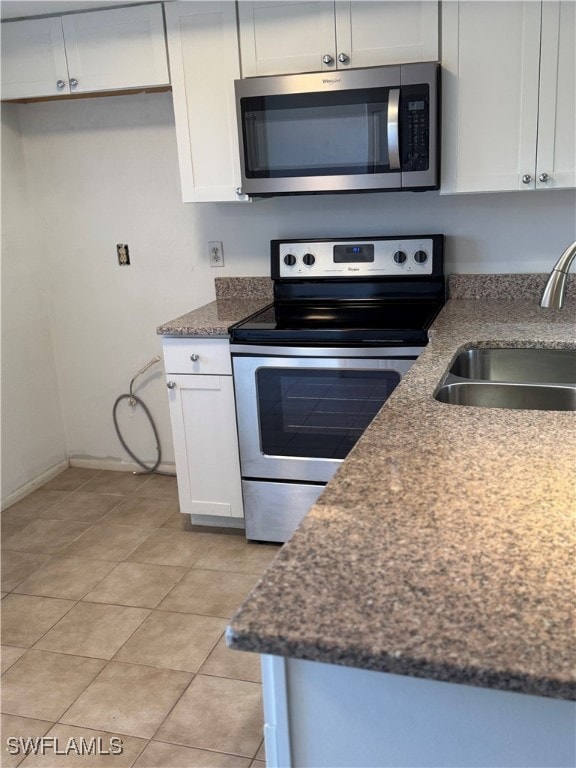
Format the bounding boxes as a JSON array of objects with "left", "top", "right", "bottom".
[
  {"left": 387, "top": 88, "right": 400, "bottom": 170},
  {"left": 371, "top": 107, "right": 381, "bottom": 165}
]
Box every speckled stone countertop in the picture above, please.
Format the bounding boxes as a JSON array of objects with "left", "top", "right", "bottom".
[
  {"left": 227, "top": 277, "right": 576, "bottom": 701},
  {"left": 156, "top": 277, "right": 272, "bottom": 336}
]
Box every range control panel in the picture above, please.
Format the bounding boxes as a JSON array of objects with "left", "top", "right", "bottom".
[{"left": 272, "top": 235, "right": 443, "bottom": 279}]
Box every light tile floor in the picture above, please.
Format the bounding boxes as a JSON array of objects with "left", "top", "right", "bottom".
[{"left": 1, "top": 468, "right": 278, "bottom": 767}]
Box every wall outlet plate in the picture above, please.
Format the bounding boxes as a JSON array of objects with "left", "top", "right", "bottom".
[
  {"left": 209, "top": 241, "right": 224, "bottom": 267},
  {"left": 117, "top": 244, "right": 130, "bottom": 266}
]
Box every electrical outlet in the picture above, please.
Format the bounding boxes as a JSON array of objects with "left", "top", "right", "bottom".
[
  {"left": 209, "top": 241, "right": 224, "bottom": 267},
  {"left": 117, "top": 243, "right": 130, "bottom": 266}
]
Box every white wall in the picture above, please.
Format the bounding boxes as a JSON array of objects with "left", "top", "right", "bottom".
[
  {"left": 1, "top": 104, "right": 68, "bottom": 503},
  {"left": 9, "top": 91, "right": 576, "bottom": 472}
]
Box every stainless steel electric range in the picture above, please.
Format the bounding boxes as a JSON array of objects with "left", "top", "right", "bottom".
[{"left": 229, "top": 235, "right": 445, "bottom": 542}]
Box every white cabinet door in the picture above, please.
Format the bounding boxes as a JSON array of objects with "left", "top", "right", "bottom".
[
  {"left": 536, "top": 0, "right": 576, "bottom": 190},
  {"left": 441, "top": 1, "right": 541, "bottom": 193},
  {"left": 166, "top": 372, "right": 244, "bottom": 520},
  {"left": 441, "top": 0, "right": 575, "bottom": 195},
  {"left": 1, "top": 17, "right": 70, "bottom": 99},
  {"left": 166, "top": 1, "right": 247, "bottom": 202},
  {"left": 1, "top": 4, "right": 169, "bottom": 101},
  {"left": 334, "top": 1, "right": 438, "bottom": 69},
  {"left": 238, "top": 0, "right": 336, "bottom": 76},
  {"left": 61, "top": 4, "right": 169, "bottom": 95},
  {"left": 238, "top": 0, "right": 438, "bottom": 76}
]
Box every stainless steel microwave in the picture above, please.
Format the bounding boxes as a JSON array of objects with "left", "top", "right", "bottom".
[{"left": 234, "top": 62, "right": 439, "bottom": 196}]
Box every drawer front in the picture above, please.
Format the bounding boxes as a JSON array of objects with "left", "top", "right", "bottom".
[{"left": 162, "top": 337, "right": 232, "bottom": 375}]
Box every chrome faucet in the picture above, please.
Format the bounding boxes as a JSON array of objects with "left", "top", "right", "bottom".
[{"left": 540, "top": 241, "right": 576, "bottom": 309}]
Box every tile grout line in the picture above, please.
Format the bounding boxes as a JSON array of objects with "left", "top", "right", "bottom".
[
  {"left": 52, "top": 658, "right": 190, "bottom": 741},
  {"left": 8, "top": 593, "right": 82, "bottom": 649},
  {"left": 0, "top": 553, "right": 57, "bottom": 595},
  {"left": 11, "top": 558, "right": 117, "bottom": 601},
  {"left": 1, "top": 647, "right": 107, "bottom": 720},
  {"left": 145, "top": 675, "right": 264, "bottom": 762}
]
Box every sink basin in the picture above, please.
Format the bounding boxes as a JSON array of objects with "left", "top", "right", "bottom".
[
  {"left": 435, "top": 346, "right": 576, "bottom": 411},
  {"left": 449, "top": 347, "right": 576, "bottom": 385},
  {"left": 435, "top": 382, "right": 576, "bottom": 411}
]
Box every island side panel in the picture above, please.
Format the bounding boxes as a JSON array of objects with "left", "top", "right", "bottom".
[{"left": 262, "top": 655, "right": 576, "bottom": 768}]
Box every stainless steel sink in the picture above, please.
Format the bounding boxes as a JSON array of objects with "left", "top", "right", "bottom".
[
  {"left": 435, "top": 382, "right": 576, "bottom": 411},
  {"left": 449, "top": 347, "right": 576, "bottom": 385},
  {"left": 435, "top": 346, "right": 576, "bottom": 411}
]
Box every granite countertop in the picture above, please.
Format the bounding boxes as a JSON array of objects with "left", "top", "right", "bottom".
[
  {"left": 227, "top": 283, "right": 576, "bottom": 701},
  {"left": 156, "top": 277, "right": 273, "bottom": 337}
]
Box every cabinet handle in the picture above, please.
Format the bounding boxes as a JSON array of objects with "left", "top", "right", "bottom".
[
  {"left": 522, "top": 174, "right": 533, "bottom": 184},
  {"left": 167, "top": 381, "right": 176, "bottom": 389},
  {"left": 56, "top": 80, "right": 66, "bottom": 90},
  {"left": 69, "top": 78, "right": 79, "bottom": 88},
  {"left": 322, "top": 54, "right": 334, "bottom": 65},
  {"left": 538, "top": 172, "right": 550, "bottom": 183},
  {"left": 190, "top": 354, "right": 200, "bottom": 362},
  {"left": 337, "top": 53, "right": 350, "bottom": 64}
]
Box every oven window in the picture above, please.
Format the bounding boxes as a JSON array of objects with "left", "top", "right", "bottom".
[
  {"left": 256, "top": 368, "right": 400, "bottom": 460},
  {"left": 241, "top": 89, "right": 391, "bottom": 178}
]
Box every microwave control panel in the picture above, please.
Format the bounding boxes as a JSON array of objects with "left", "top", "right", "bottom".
[
  {"left": 401, "top": 84, "right": 430, "bottom": 172},
  {"left": 272, "top": 235, "right": 443, "bottom": 279}
]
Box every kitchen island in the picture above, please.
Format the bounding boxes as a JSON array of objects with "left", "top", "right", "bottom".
[{"left": 226, "top": 275, "right": 576, "bottom": 768}]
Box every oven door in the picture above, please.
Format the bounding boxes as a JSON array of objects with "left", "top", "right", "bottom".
[{"left": 232, "top": 346, "right": 418, "bottom": 483}]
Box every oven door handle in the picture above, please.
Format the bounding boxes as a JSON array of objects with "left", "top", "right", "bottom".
[
  {"left": 387, "top": 88, "right": 401, "bottom": 171},
  {"left": 230, "top": 343, "right": 425, "bottom": 358}
]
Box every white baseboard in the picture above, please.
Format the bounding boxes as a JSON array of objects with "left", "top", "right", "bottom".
[
  {"left": 1, "top": 457, "right": 179, "bottom": 511},
  {"left": 69, "top": 456, "right": 176, "bottom": 475},
  {"left": 1, "top": 459, "right": 70, "bottom": 511}
]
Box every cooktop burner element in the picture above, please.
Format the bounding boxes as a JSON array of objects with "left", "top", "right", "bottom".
[{"left": 229, "top": 235, "right": 446, "bottom": 346}]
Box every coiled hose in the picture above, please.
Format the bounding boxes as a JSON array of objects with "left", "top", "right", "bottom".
[{"left": 112, "top": 356, "right": 176, "bottom": 476}]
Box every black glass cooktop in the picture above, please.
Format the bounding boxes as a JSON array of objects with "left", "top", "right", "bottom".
[{"left": 229, "top": 298, "right": 444, "bottom": 345}]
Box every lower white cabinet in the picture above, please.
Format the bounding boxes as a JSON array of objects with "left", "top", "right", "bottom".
[{"left": 163, "top": 338, "right": 244, "bottom": 523}]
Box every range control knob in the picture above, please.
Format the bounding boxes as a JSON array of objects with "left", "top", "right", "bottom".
[
  {"left": 302, "top": 253, "right": 316, "bottom": 266},
  {"left": 393, "top": 250, "right": 407, "bottom": 264},
  {"left": 283, "top": 253, "right": 297, "bottom": 266},
  {"left": 414, "top": 250, "right": 428, "bottom": 264}
]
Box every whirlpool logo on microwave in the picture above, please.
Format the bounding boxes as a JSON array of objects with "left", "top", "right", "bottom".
[{"left": 322, "top": 78, "right": 341, "bottom": 84}]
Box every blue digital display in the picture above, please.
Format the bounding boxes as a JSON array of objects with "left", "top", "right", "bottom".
[{"left": 333, "top": 244, "right": 374, "bottom": 263}]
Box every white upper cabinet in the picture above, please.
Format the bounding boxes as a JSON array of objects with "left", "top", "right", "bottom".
[
  {"left": 334, "top": 1, "right": 439, "bottom": 70},
  {"left": 1, "top": 17, "right": 70, "bottom": 99},
  {"left": 536, "top": 1, "right": 576, "bottom": 190},
  {"left": 238, "top": 0, "right": 439, "bottom": 77},
  {"left": 238, "top": 1, "right": 335, "bottom": 76},
  {"left": 441, "top": 0, "right": 575, "bottom": 193},
  {"left": 1, "top": 4, "right": 170, "bottom": 100},
  {"left": 165, "top": 1, "right": 247, "bottom": 202}
]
